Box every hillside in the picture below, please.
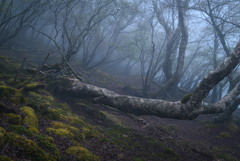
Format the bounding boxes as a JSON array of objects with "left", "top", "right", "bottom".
[{"left": 0, "top": 50, "right": 240, "bottom": 161}]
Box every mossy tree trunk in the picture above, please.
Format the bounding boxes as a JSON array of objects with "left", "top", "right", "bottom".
[{"left": 55, "top": 39, "right": 240, "bottom": 120}]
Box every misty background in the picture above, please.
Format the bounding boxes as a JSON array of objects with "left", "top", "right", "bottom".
[{"left": 1, "top": 0, "right": 240, "bottom": 103}]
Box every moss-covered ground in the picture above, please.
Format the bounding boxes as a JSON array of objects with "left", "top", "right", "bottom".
[{"left": 0, "top": 55, "right": 240, "bottom": 161}]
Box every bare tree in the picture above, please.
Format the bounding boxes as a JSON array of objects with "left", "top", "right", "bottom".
[
  {"left": 150, "top": 0, "right": 190, "bottom": 98},
  {"left": 191, "top": 0, "right": 240, "bottom": 122},
  {"left": 0, "top": 0, "right": 46, "bottom": 46}
]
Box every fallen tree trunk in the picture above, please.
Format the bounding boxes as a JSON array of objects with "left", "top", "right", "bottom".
[{"left": 56, "top": 40, "right": 240, "bottom": 120}]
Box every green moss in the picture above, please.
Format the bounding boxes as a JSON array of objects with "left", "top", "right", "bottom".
[
  {"left": 0, "top": 127, "right": 6, "bottom": 134},
  {"left": 163, "top": 148, "right": 179, "bottom": 157},
  {"left": 133, "top": 158, "right": 144, "bottom": 161},
  {"left": 10, "top": 88, "right": 28, "bottom": 104},
  {"left": 101, "top": 111, "right": 124, "bottom": 126},
  {"left": 0, "top": 56, "right": 10, "bottom": 64},
  {"left": 82, "top": 127, "right": 99, "bottom": 139},
  {"left": 106, "top": 126, "right": 131, "bottom": 146},
  {"left": 7, "top": 125, "right": 33, "bottom": 136},
  {"left": 0, "top": 81, "right": 6, "bottom": 85},
  {"left": 68, "top": 117, "right": 86, "bottom": 126},
  {"left": 6, "top": 78, "right": 20, "bottom": 86},
  {"left": 0, "top": 156, "right": 12, "bottom": 161},
  {"left": 36, "top": 134, "right": 61, "bottom": 160},
  {"left": 16, "top": 77, "right": 31, "bottom": 88},
  {"left": 67, "top": 116, "right": 101, "bottom": 140},
  {"left": 3, "top": 113, "right": 22, "bottom": 125},
  {"left": 0, "top": 57, "right": 16, "bottom": 76},
  {"left": 3, "top": 132, "right": 54, "bottom": 160},
  {"left": 73, "top": 141, "right": 83, "bottom": 147},
  {"left": 46, "top": 122, "right": 81, "bottom": 140},
  {"left": 216, "top": 154, "right": 237, "bottom": 161},
  {"left": 59, "top": 77, "right": 74, "bottom": 89},
  {"left": 28, "top": 126, "right": 39, "bottom": 134},
  {"left": 160, "top": 125, "right": 178, "bottom": 133},
  {"left": 97, "top": 134, "right": 107, "bottom": 143},
  {"left": 20, "top": 106, "right": 38, "bottom": 128},
  {"left": 6, "top": 78, "right": 13, "bottom": 85},
  {"left": 66, "top": 146, "right": 100, "bottom": 161},
  {"left": 217, "top": 132, "right": 231, "bottom": 139},
  {"left": 46, "top": 109, "right": 68, "bottom": 120},
  {"left": 28, "top": 92, "right": 53, "bottom": 112},
  {"left": 0, "top": 127, "right": 6, "bottom": 145},
  {"left": 46, "top": 128, "right": 75, "bottom": 139},
  {"left": 0, "top": 86, "right": 15, "bottom": 98},
  {"left": 59, "top": 103, "right": 71, "bottom": 111},
  {"left": 23, "top": 82, "right": 43, "bottom": 91},
  {"left": 181, "top": 93, "right": 192, "bottom": 104},
  {"left": 159, "top": 148, "right": 180, "bottom": 160},
  {"left": 226, "top": 122, "right": 239, "bottom": 132},
  {"left": 0, "top": 73, "right": 14, "bottom": 78}
]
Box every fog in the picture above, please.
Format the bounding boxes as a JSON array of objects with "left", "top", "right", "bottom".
[{"left": 1, "top": 0, "right": 240, "bottom": 103}]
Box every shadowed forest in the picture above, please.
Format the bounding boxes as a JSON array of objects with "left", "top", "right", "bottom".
[{"left": 0, "top": 0, "right": 240, "bottom": 160}]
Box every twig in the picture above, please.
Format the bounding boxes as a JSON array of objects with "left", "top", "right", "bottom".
[
  {"left": 22, "top": 134, "right": 27, "bottom": 140},
  {"left": 152, "top": 81, "right": 173, "bottom": 101},
  {"left": 67, "top": 112, "right": 70, "bottom": 117},
  {"left": 30, "top": 25, "right": 84, "bottom": 82},
  {"left": 82, "top": 135, "right": 86, "bottom": 149},
  {"left": 1, "top": 142, "right": 9, "bottom": 154},
  {"left": 13, "top": 58, "right": 26, "bottom": 86},
  {"left": 153, "top": 125, "right": 161, "bottom": 137},
  {"left": 91, "top": 152, "right": 95, "bottom": 161},
  {"left": 29, "top": 51, "right": 53, "bottom": 83}
]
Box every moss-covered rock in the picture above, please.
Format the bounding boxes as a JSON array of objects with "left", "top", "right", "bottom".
[
  {"left": 0, "top": 81, "right": 5, "bottom": 85},
  {"left": 82, "top": 127, "right": 98, "bottom": 139},
  {"left": 68, "top": 117, "right": 86, "bottom": 126},
  {"left": 46, "top": 128, "right": 75, "bottom": 139},
  {"left": 68, "top": 117, "right": 100, "bottom": 140},
  {"left": 66, "top": 146, "right": 99, "bottom": 161},
  {"left": 36, "top": 134, "right": 61, "bottom": 160},
  {"left": 6, "top": 78, "right": 20, "bottom": 86},
  {"left": 0, "top": 56, "right": 16, "bottom": 78},
  {"left": 20, "top": 106, "right": 38, "bottom": 128},
  {"left": 181, "top": 93, "right": 192, "bottom": 104},
  {"left": 16, "top": 77, "right": 31, "bottom": 89},
  {"left": 23, "top": 83, "right": 45, "bottom": 92},
  {"left": 46, "top": 109, "right": 68, "bottom": 120},
  {"left": 28, "top": 126, "right": 39, "bottom": 134},
  {"left": 0, "top": 86, "right": 15, "bottom": 98},
  {"left": 4, "top": 132, "right": 54, "bottom": 161},
  {"left": 46, "top": 122, "right": 81, "bottom": 140},
  {"left": 10, "top": 88, "right": 28, "bottom": 104},
  {"left": 28, "top": 92, "right": 53, "bottom": 112},
  {"left": 3, "top": 113, "right": 22, "bottom": 125},
  {"left": 7, "top": 125, "right": 33, "bottom": 136},
  {"left": 0, "top": 102, "right": 16, "bottom": 113}
]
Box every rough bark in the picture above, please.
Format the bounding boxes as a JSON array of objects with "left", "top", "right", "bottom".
[
  {"left": 186, "top": 40, "right": 240, "bottom": 112},
  {"left": 55, "top": 40, "right": 240, "bottom": 120}
]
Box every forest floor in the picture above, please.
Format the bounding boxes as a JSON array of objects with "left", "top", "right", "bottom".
[{"left": 0, "top": 43, "right": 240, "bottom": 161}]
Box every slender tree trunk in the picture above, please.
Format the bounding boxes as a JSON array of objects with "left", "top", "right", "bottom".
[{"left": 153, "top": 0, "right": 188, "bottom": 98}]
